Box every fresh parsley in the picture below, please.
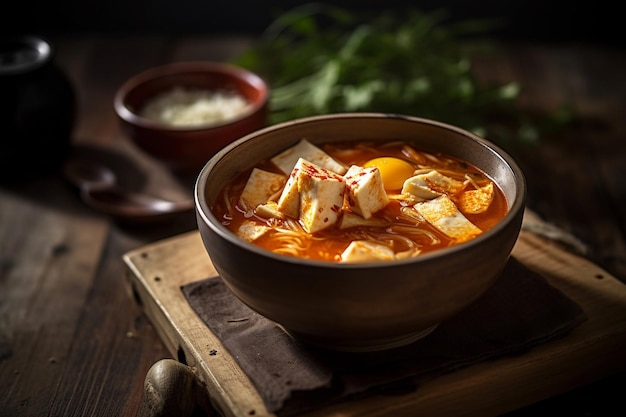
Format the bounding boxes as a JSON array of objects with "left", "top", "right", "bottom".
[{"left": 234, "top": 3, "right": 569, "bottom": 149}]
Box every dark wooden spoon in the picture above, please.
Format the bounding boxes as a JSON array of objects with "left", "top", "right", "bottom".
[{"left": 64, "top": 158, "right": 194, "bottom": 222}]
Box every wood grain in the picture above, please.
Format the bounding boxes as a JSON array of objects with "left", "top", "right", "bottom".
[{"left": 123, "top": 229, "right": 626, "bottom": 417}]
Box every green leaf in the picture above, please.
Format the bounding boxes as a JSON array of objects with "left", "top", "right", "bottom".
[{"left": 233, "top": 3, "right": 570, "bottom": 148}]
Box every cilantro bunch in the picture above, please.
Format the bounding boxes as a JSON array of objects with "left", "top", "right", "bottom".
[{"left": 234, "top": 3, "right": 561, "bottom": 147}]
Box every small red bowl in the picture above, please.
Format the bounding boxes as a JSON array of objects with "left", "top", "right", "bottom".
[{"left": 114, "top": 61, "right": 269, "bottom": 174}]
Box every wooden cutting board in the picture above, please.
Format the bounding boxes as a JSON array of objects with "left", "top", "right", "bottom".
[{"left": 123, "top": 229, "right": 626, "bottom": 417}]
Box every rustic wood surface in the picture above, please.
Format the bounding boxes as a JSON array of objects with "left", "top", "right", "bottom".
[
  {"left": 1, "top": 35, "right": 625, "bottom": 417},
  {"left": 123, "top": 228, "right": 626, "bottom": 417}
]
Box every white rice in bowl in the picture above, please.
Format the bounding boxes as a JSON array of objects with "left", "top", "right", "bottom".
[{"left": 139, "top": 87, "right": 252, "bottom": 127}]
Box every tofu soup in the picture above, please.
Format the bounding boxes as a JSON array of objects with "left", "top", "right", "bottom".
[{"left": 212, "top": 139, "right": 508, "bottom": 262}]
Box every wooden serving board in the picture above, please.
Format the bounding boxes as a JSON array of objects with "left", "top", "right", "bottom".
[{"left": 123, "top": 229, "right": 626, "bottom": 417}]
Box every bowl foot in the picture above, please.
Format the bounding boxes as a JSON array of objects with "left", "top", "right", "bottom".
[{"left": 286, "top": 324, "right": 440, "bottom": 353}]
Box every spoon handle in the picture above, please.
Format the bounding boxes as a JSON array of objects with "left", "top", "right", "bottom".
[{"left": 63, "top": 158, "right": 194, "bottom": 222}]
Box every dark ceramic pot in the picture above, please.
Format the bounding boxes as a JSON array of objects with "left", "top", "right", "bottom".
[{"left": 0, "top": 36, "right": 76, "bottom": 181}]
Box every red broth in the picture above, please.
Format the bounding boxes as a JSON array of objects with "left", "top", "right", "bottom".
[{"left": 212, "top": 140, "right": 508, "bottom": 262}]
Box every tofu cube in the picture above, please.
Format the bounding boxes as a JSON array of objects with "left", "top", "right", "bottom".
[
  {"left": 275, "top": 159, "right": 304, "bottom": 218},
  {"left": 414, "top": 195, "right": 482, "bottom": 242},
  {"left": 401, "top": 175, "right": 442, "bottom": 200},
  {"left": 237, "top": 220, "right": 270, "bottom": 242},
  {"left": 276, "top": 158, "right": 346, "bottom": 233},
  {"left": 255, "top": 201, "right": 285, "bottom": 220},
  {"left": 340, "top": 241, "right": 395, "bottom": 263},
  {"left": 344, "top": 165, "right": 390, "bottom": 219},
  {"left": 270, "top": 139, "right": 347, "bottom": 175},
  {"left": 459, "top": 182, "right": 494, "bottom": 214},
  {"left": 298, "top": 161, "right": 346, "bottom": 233},
  {"left": 239, "top": 168, "right": 286, "bottom": 212},
  {"left": 402, "top": 170, "right": 464, "bottom": 199}
]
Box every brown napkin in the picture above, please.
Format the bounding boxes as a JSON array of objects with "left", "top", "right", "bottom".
[{"left": 182, "top": 256, "right": 587, "bottom": 416}]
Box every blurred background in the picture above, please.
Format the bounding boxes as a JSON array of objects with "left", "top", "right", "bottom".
[{"left": 5, "top": 0, "right": 620, "bottom": 45}]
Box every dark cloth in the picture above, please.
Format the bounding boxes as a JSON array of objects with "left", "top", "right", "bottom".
[{"left": 181, "top": 256, "right": 587, "bottom": 416}]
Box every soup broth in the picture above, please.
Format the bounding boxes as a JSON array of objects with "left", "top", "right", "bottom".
[{"left": 212, "top": 140, "right": 508, "bottom": 262}]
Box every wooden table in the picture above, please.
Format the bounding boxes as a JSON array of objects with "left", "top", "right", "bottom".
[{"left": 1, "top": 34, "right": 625, "bottom": 416}]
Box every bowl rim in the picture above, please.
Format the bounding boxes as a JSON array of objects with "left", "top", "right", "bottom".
[
  {"left": 195, "top": 112, "right": 526, "bottom": 269},
  {"left": 113, "top": 61, "right": 269, "bottom": 132}
]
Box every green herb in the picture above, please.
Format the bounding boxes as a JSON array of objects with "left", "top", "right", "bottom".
[{"left": 234, "top": 3, "right": 568, "bottom": 148}]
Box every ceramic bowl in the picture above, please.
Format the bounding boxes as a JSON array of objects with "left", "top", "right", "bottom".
[
  {"left": 114, "top": 61, "right": 268, "bottom": 174},
  {"left": 195, "top": 113, "right": 526, "bottom": 352}
]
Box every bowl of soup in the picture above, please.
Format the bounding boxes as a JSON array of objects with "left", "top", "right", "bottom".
[
  {"left": 195, "top": 113, "right": 526, "bottom": 352},
  {"left": 114, "top": 61, "right": 269, "bottom": 174}
]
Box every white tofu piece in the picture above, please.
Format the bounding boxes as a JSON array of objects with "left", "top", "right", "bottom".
[
  {"left": 402, "top": 170, "right": 464, "bottom": 199},
  {"left": 297, "top": 161, "right": 346, "bottom": 233},
  {"left": 340, "top": 241, "right": 395, "bottom": 263},
  {"left": 401, "top": 176, "right": 442, "bottom": 200},
  {"left": 238, "top": 168, "right": 286, "bottom": 212},
  {"left": 459, "top": 182, "right": 495, "bottom": 214},
  {"left": 344, "top": 165, "right": 390, "bottom": 219},
  {"left": 255, "top": 201, "right": 285, "bottom": 220},
  {"left": 338, "top": 212, "right": 389, "bottom": 229},
  {"left": 275, "top": 159, "right": 304, "bottom": 218},
  {"left": 414, "top": 195, "right": 482, "bottom": 242},
  {"left": 275, "top": 158, "right": 346, "bottom": 233},
  {"left": 270, "top": 139, "right": 347, "bottom": 175},
  {"left": 237, "top": 220, "right": 270, "bottom": 242}
]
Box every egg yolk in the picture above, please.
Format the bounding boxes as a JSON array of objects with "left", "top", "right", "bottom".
[{"left": 363, "top": 157, "right": 415, "bottom": 190}]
